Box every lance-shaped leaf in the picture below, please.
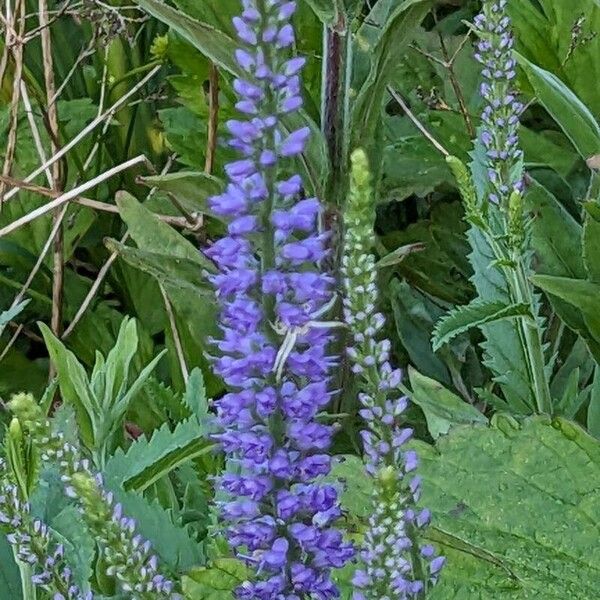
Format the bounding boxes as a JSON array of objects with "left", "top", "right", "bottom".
[
  {"left": 432, "top": 301, "right": 532, "bottom": 351},
  {"left": 518, "top": 54, "right": 600, "bottom": 160}
]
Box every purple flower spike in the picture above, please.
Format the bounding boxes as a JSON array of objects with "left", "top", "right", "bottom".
[
  {"left": 474, "top": 0, "right": 523, "bottom": 204},
  {"left": 206, "top": 1, "right": 353, "bottom": 597}
]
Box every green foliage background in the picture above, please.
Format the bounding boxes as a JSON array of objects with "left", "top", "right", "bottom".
[{"left": 1, "top": 0, "right": 600, "bottom": 597}]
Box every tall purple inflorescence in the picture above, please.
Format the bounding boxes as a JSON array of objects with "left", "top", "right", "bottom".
[
  {"left": 206, "top": 1, "right": 353, "bottom": 597},
  {"left": 473, "top": 0, "right": 524, "bottom": 205},
  {"left": 343, "top": 151, "right": 444, "bottom": 599}
]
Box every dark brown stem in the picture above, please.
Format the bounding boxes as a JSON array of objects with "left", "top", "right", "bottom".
[
  {"left": 205, "top": 62, "right": 219, "bottom": 174},
  {"left": 39, "top": 0, "right": 64, "bottom": 379},
  {"left": 436, "top": 18, "right": 475, "bottom": 138}
]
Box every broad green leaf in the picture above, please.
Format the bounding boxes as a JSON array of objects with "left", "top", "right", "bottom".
[
  {"left": 432, "top": 301, "right": 531, "bottom": 351},
  {"left": 105, "top": 239, "right": 214, "bottom": 294},
  {"left": 408, "top": 367, "right": 487, "bottom": 439},
  {"left": 352, "top": 0, "right": 432, "bottom": 148},
  {"left": 531, "top": 275, "right": 600, "bottom": 341},
  {"left": 183, "top": 368, "right": 209, "bottom": 421},
  {"left": 38, "top": 323, "right": 95, "bottom": 449},
  {"left": 553, "top": 368, "right": 585, "bottom": 419},
  {"left": 135, "top": 0, "right": 239, "bottom": 74},
  {"left": 376, "top": 242, "right": 424, "bottom": 268},
  {"left": 525, "top": 180, "right": 584, "bottom": 279},
  {"left": 550, "top": 337, "right": 594, "bottom": 402},
  {"left": 51, "top": 506, "right": 95, "bottom": 591},
  {"left": 390, "top": 280, "right": 453, "bottom": 386},
  {"left": 139, "top": 171, "right": 223, "bottom": 219},
  {"left": 518, "top": 54, "right": 600, "bottom": 160},
  {"left": 103, "top": 418, "right": 213, "bottom": 493},
  {"left": 183, "top": 558, "right": 250, "bottom": 599},
  {"left": 419, "top": 416, "right": 600, "bottom": 598},
  {"left": 333, "top": 417, "right": 600, "bottom": 597},
  {"left": 115, "top": 191, "right": 212, "bottom": 269}
]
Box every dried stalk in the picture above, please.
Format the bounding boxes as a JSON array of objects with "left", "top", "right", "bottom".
[
  {"left": 0, "top": 154, "right": 150, "bottom": 238},
  {"left": 0, "top": 0, "right": 26, "bottom": 209},
  {"left": 204, "top": 62, "right": 219, "bottom": 174},
  {"left": 0, "top": 64, "right": 162, "bottom": 205}
]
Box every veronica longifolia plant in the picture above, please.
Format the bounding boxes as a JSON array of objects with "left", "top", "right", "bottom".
[
  {"left": 442, "top": 0, "right": 552, "bottom": 415},
  {"left": 342, "top": 150, "right": 444, "bottom": 599},
  {"left": 206, "top": 1, "right": 353, "bottom": 598}
]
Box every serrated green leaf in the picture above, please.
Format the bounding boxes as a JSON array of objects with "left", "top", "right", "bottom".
[
  {"left": 104, "top": 418, "right": 213, "bottom": 493},
  {"left": 408, "top": 367, "right": 487, "bottom": 439},
  {"left": 466, "top": 227, "right": 533, "bottom": 412},
  {"left": 333, "top": 417, "right": 600, "bottom": 597},
  {"left": 104, "top": 486, "right": 204, "bottom": 570},
  {"left": 432, "top": 301, "right": 531, "bottom": 351}
]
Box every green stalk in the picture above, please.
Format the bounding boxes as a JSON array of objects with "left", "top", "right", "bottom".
[
  {"left": 485, "top": 233, "right": 552, "bottom": 414},
  {"left": 16, "top": 555, "right": 37, "bottom": 600},
  {"left": 512, "top": 260, "right": 553, "bottom": 414}
]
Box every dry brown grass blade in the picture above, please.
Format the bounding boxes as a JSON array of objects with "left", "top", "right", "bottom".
[{"left": 0, "top": 0, "right": 26, "bottom": 210}]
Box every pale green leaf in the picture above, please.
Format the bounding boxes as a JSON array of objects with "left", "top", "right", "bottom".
[
  {"left": 183, "top": 558, "right": 250, "bottom": 599},
  {"left": 103, "top": 418, "right": 213, "bottom": 493}
]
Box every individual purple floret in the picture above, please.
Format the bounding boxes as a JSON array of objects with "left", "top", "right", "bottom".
[
  {"left": 0, "top": 461, "right": 92, "bottom": 599},
  {"left": 206, "top": 1, "right": 353, "bottom": 597},
  {"left": 342, "top": 150, "right": 444, "bottom": 599},
  {"left": 473, "top": 0, "right": 524, "bottom": 205}
]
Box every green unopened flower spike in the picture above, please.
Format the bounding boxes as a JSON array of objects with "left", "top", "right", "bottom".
[
  {"left": 343, "top": 150, "right": 444, "bottom": 599},
  {"left": 8, "top": 394, "right": 178, "bottom": 599},
  {"left": 0, "top": 461, "right": 91, "bottom": 599}
]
